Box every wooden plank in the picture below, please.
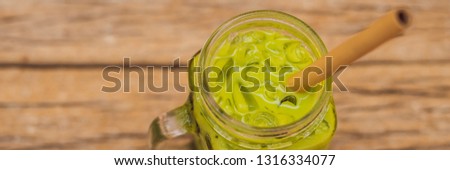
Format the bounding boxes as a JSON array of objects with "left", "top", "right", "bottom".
[
  {"left": 0, "top": 68, "right": 189, "bottom": 149},
  {"left": 1, "top": 60, "right": 449, "bottom": 149},
  {"left": 331, "top": 61, "right": 450, "bottom": 149},
  {"left": 0, "top": 0, "right": 448, "bottom": 65}
]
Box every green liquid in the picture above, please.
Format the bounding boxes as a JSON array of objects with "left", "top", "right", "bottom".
[
  {"left": 208, "top": 29, "right": 322, "bottom": 127},
  {"left": 190, "top": 29, "right": 337, "bottom": 149}
]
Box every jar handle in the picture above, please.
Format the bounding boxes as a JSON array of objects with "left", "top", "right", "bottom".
[{"left": 148, "top": 103, "right": 194, "bottom": 149}]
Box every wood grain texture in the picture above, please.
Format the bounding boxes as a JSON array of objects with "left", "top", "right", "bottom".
[
  {"left": 0, "top": 68, "right": 189, "bottom": 149},
  {"left": 0, "top": 0, "right": 449, "bottom": 149},
  {"left": 0, "top": 0, "right": 448, "bottom": 65}
]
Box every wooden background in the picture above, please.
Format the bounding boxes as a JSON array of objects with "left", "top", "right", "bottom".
[{"left": 0, "top": 0, "right": 449, "bottom": 149}]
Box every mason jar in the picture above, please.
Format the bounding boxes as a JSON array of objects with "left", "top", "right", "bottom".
[{"left": 148, "top": 10, "right": 337, "bottom": 150}]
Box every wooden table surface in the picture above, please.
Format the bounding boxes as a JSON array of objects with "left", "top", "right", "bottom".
[{"left": 1, "top": 0, "right": 449, "bottom": 149}]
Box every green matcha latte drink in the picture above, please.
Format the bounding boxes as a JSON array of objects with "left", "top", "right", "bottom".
[{"left": 149, "top": 10, "right": 337, "bottom": 149}]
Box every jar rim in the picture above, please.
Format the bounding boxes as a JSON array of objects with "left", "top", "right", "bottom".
[{"left": 198, "top": 10, "right": 331, "bottom": 146}]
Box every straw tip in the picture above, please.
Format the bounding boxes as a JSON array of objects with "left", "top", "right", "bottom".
[{"left": 393, "top": 8, "right": 412, "bottom": 28}]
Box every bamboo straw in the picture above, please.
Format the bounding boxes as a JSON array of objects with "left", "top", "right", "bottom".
[{"left": 287, "top": 9, "right": 412, "bottom": 92}]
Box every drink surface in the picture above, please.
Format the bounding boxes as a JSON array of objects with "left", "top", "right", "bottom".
[{"left": 208, "top": 29, "right": 322, "bottom": 128}]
